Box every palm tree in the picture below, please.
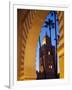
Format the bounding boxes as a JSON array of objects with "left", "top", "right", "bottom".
[
  {"left": 44, "top": 18, "right": 54, "bottom": 44},
  {"left": 43, "top": 11, "right": 60, "bottom": 78},
  {"left": 42, "top": 17, "right": 55, "bottom": 78},
  {"left": 50, "top": 11, "right": 60, "bottom": 78}
]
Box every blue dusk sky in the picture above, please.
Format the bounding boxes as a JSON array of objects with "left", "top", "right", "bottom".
[{"left": 36, "top": 11, "right": 59, "bottom": 72}]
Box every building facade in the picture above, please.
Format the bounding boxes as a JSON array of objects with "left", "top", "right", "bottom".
[
  {"left": 36, "top": 33, "right": 59, "bottom": 79},
  {"left": 17, "top": 10, "right": 64, "bottom": 80}
]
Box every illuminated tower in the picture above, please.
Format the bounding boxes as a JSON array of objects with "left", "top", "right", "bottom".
[{"left": 37, "top": 33, "right": 57, "bottom": 79}]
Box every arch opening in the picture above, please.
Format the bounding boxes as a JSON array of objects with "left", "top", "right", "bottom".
[
  {"left": 17, "top": 9, "right": 64, "bottom": 80},
  {"left": 36, "top": 11, "right": 60, "bottom": 79}
]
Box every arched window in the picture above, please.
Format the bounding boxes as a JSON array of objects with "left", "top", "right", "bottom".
[{"left": 36, "top": 11, "right": 60, "bottom": 73}]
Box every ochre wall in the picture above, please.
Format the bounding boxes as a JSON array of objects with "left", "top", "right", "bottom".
[
  {"left": 17, "top": 10, "right": 64, "bottom": 80},
  {"left": 57, "top": 11, "right": 64, "bottom": 78},
  {"left": 17, "top": 10, "right": 36, "bottom": 80},
  {"left": 24, "top": 11, "right": 49, "bottom": 80}
]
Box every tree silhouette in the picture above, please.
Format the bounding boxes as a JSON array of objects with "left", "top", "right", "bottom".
[
  {"left": 53, "top": 11, "right": 58, "bottom": 77},
  {"left": 43, "top": 11, "right": 60, "bottom": 78},
  {"left": 42, "top": 18, "right": 55, "bottom": 78},
  {"left": 44, "top": 18, "right": 54, "bottom": 44},
  {"left": 50, "top": 11, "right": 60, "bottom": 78}
]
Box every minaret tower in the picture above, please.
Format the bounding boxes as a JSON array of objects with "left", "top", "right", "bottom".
[{"left": 38, "top": 32, "right": 57, "bottom": 79}]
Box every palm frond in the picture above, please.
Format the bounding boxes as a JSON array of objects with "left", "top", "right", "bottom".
[{"left": 43, "top": 25, "right": 48, "bottom": 28}]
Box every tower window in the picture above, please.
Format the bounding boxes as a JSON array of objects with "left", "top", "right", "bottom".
[
  {"left": 49, "top": 65, "right": 52, "bottom": 69},
  {"left": 48, "top": 51, "right": 50, "bottom": 55},
  {"left": 43, "top": 55, "right": 45, "bottom": 60}
]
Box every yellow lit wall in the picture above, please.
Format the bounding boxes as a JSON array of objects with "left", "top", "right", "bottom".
[
  {"left": 17, "top": 10, "right": 36, "bottom": 80},
  {"left": 17, "top": 10, "right": 64, "bottom": 80},
  {"left": 57, "top": 11, "right": 64, "bottom": 78},
  {"left": 24, "top": 11, "right": 49, "bottom": 80}
]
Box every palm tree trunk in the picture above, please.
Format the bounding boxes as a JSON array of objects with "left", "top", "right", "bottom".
[
  {"left": 49, "top": 28, "right": 51, "bottom": 44},
  {"left": 54, "top": 11, "right": 58, "bottom": 77}
]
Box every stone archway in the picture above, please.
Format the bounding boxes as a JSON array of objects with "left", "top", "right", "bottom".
[
  {"left": 17, "top": 9, "right": 49, "bottom": 80},
  {"left": 23, "top": 10, "right": 49, "bottom": 80},
  {"left": 17, "top": 10, "right": 64, "bottom": 80}
]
